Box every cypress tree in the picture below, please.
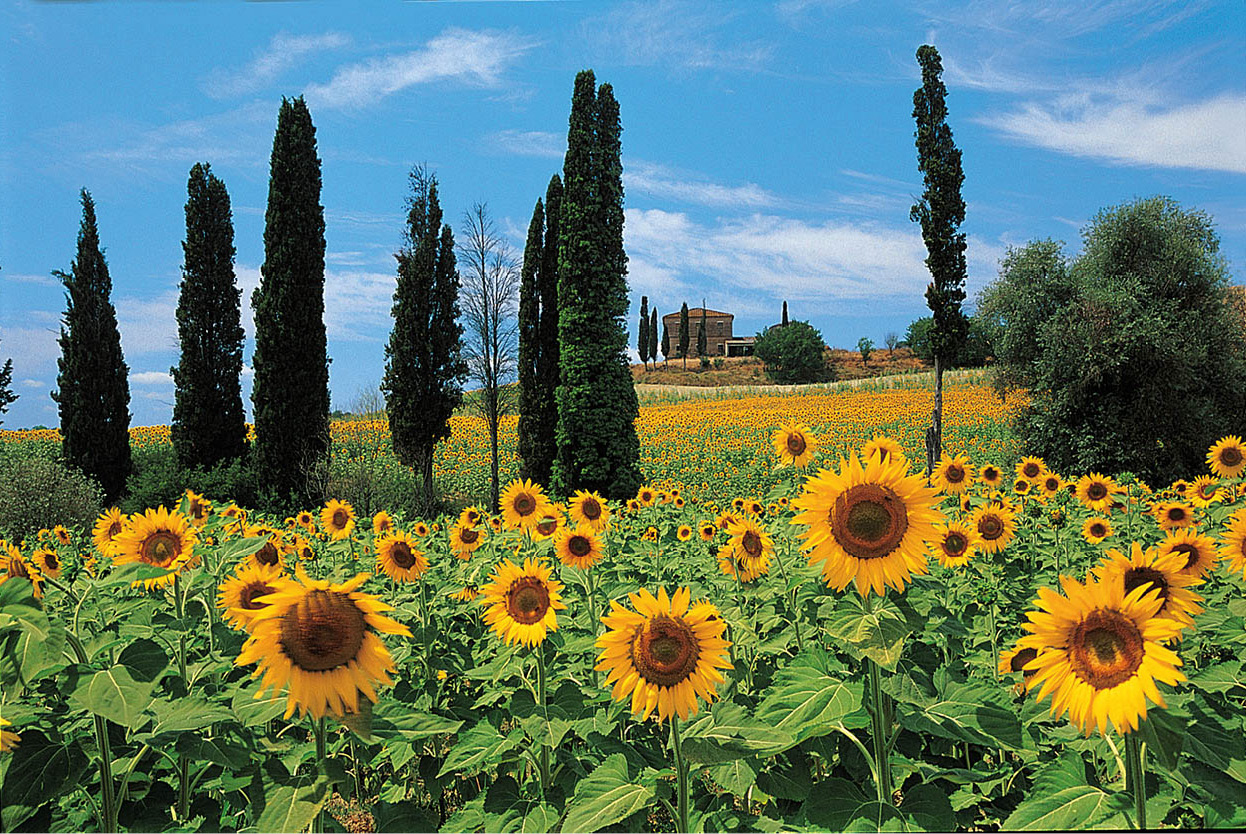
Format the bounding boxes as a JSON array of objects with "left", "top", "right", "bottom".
[
  {"left": 383, "top": 167, "right": 466, "bottom": 511},
  {"left": 678, "top": 302, "right": 690, "bottom": 369},
  {"left": 911, "top": 45, "right": 969, "bottom": 474},
  {"left": 638, "top": 295, "right": 649, "bottom": 370},
  {"left": 0, "top": 337, "right": 15, "bottom": 426},
  {"left": 782, "top": 300, "right": 789, "bottom": 326},
  {"left": 517, "top": 197, "right": 544, "bottom": 483},
  {"left": 698, "top": 304, "right": 708, "bottom": 359},
  {"left": 171, "top": 162, "right": 247, "bottom": 470},
  {"left": 530, "top": 174, "right": 563, "bottom": 488},
  {"left": 251, "top": 96, "right": 330, "bottom": 505},
  {"left": 52, "top": 190, "right": 132, "bottom": 501},
  {"left": 551, "top": 71, "right": 641, "bottom": 499},
  {"left": 649, "top": 308, "right": 658, "bottom": 365},
  {"left": 661, "top": 321, "right": 671, "bottom": 365}
]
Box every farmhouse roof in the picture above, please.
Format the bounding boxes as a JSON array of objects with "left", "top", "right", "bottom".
[{"left": 662, "top": 307, "right": 734, "bottom": 319}]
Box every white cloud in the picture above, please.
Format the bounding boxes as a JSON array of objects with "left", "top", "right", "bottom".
[
  {"left": 324, "top": 270, "right": 396, "bottom": 341},
  {"left": 131, "top": 370, "right": 173, "bottom": 386},
  {"left": 116, "top": 290, "right": 180, "bottom": 357},
  {"left": 582, "top": 1, "right": 772, "bottom": 71},
  {"left": 980, "top": 93, "right": 1246, "bottom": 175},
  {"left": 19, "top": 379, "right": 44, "bottom": 389},
  {"left": 485, "top": 129, "right": 564, "bottom": 159},
  {"left": 305, "top": 28, "right": 536, "bottom": 110},
  {"left": 205, "top": 31, "right": 350, "bottom": 99},
  {"left": 625, "top": 160, "right": 783, "bottom": 210},
  {"left": 0, "top": 325, "right": 61, "bottom": 367},
  {"left": 4, "top": 272, "right": 57, "bottom": 287}
]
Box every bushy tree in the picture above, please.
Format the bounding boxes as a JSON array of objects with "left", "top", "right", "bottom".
[
  {"left": 251, "top": 97, "right": 330, "bottom": 505},
  {"left": 906, "top": 314, "right": 993, "bottom": 367},
  {"left": 53, "top": 190, "right": 132, "bottom": 502},
  {"left": 753, "top": 321, "right": 831, "bottom": 384},
  {"left": 551, "top": 71, "right": 641, "bottom": 499},
  {"left": 979, "top": 197, "right": 1246, "bottom": 484},
  {"left": 383, "top": 166, "right": 466, "bottom": 511},
  {"left": 171, "top": 162, "right": 248, "bottom": 470},
  {"left": 858, "top": 337, "right": 874, "bottom": 366}
]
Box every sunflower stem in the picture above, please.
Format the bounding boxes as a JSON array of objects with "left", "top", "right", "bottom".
[
  {"left": 1125, "top": 731, "right": 1147, "bottom": 830},
  {"left": 312, "top": 717, "right": 327, "bottom": 834},
  {"left": 67, "top": 631, "right": 117, "bottom": 832},
  {"left": 861, "top": 595, "right": 893, "bottom": 806},
  {"left": 535, "top": 643, "right": 551, "bottom": 793},
  {"left": 671, "top": 716, "right": 690, "bottom": 834},
  {"left": 774, "top": 535, "right": 803, "bottom": 654},
  {"left": 419, "top": 574, "right": 432, "bottom": 677}
]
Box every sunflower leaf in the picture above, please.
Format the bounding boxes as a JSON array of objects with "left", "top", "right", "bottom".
[
  {"left": 438, "top": 721, "right": 522, "bottom": 779},
  {"left": 755, "top": 647, "right": 864, "bottom": 749},
  {"left": 681, "top": 701, "right": 796, "bottom": 762},
  {"left": 560, "top": 753, "right": 656, "bottom": 834},
  {"left": 253, "top": 777, "right": 330, "bottom": 834},
  {"left": 1001, "top": 753, "right": 1131, "bottom": 830},
  {"left": 68, "top": 665, "right": 156, "bottom": 730},
  {"left": 894, "top": 679, "right": 1027, "bottom": 751}
]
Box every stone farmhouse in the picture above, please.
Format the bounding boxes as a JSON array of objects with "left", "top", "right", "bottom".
[{"left": 661, "top": 307, "right": 756, "bottom": 357}]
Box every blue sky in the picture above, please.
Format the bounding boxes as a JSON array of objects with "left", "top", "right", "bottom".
[{"left": 2, "top": 0, "right": 1243, "bottom": 429}]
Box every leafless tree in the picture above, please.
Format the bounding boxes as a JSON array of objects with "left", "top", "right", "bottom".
[
  {"left": 459, "top": 202, "right": 520, "bottom": 512},
  {"left": 348, "top": 382, "right": 386, "bottom": 417}
]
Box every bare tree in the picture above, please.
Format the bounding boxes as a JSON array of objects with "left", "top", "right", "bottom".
[
  {"left": 885, "top": 331, "right": 899, "bottom": 357},
  {"left": 348, "top": 382, "right": 386, "bottom": 417},
  {"left": 459, "top": 202, "right": 521, "bottom": 512}
]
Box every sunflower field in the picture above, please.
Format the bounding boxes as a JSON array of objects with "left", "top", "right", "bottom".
[{"left": 2, "top": 391, "right": 1246, "bottom": 832}]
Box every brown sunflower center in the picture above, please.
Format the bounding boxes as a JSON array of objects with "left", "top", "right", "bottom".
[
  {"left": 141, "top": 531, "right": 181, "bottom": 567},
  {"left": 1166, "top": 506, "right": 1187, "bottom": 523},
  {"left": 536, "top": 517, "right": 558, "bottom": 536},
  {"left": 1044, "top": 477, "right": 1060, "bottom": 491},
  {"left": 239, "top": 582, "right": 275, "bottom": 610},
  {"left": 581, "top": 496, "right": 602, "bottom": 520},
  {"left": 1171, "top": 543, "right": 1200, "bottom": 570},
  {"left": 513, "top": 493, "right": 537, "bottom": 516},
  {"left": 983, "top": 467, "right": 999, "bottom": 481},
  {"left": 741, "top": 530, "right": 763, "bottom": 557},
  {"left": 255, "top": 541, "right": 280, "bottom": 567},
  {"left": 1219, "top": 446, "right": 1244, "bottom": 468},
  {"left": 1069, "top": 609, "right": 1144, "bottom": 689},
  {"left": 786, "top": 432, "right": 807, "bottom": 456},
  {"left": 1087, "top": 482, "right": 1108, "bottom": 501},
  {"left": 1089, "top": 522, "right": 1107, "bottom": 538},
  {"left": 832, "top": 484, "right": 909, "bottom": 560},
  {"left": 568, "top": 535, "right": 593, "bottom": 558},
  {"left": 45, "top": 552, "right": 60, "bottom": 570},
  {"left": 108, "top": 521, "right": 122, "bottom": 538},
  {"left": 943, "top": 532, "right": 968, "bottom": 556},
  {"left": 945, "top": 465, "right": 965, "bottom": 484},
  {"left": 641, "top": 491, "right": 654, "bottom": 503},
  {"left": 978, "top": 513, "right": 1005, "bottom": 541},
  {"left": 1123, "top": 566, "right": 1168, "bottom": 604},
  {"left": 631, "top": 615, "right": 700, "bottom": 687},
  {"left": 459, "top": 527, "right": 480, "bottom": 544},
  {"left": 1011, "top": 646, "right": 1038, "bottom": 676},
  {"left": 1022, "top": 462, "right": 1042, "bottom": 478},
  {"left": 506, "top": 577, "right": 551, "bottom": 625},
  {"left": 389, "top": 541, "right": 417, "bottom": 569},
  {"left": 332, "top": 509, "right": 349, "bottom": 529},
  {"left": 279, "top": 590, "right": 367, "bottom": 672},
  {"left": 190, "top": 501, "right": 207, "bottom": 520}
]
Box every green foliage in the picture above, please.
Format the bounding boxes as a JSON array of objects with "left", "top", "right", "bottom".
[
  {"left": 551, "top": 72, "right": 642, "bottom": 499},
  {"left": 753, "top": 321, "right": 832, "bottom": 384},
  {"left": 531, "top": 176, "right": 563, "bottom": 489},
  {"left": 906, "top": 314, "right": 994, "bottom": 367},
  {"left": 0, "top": 452, "right": 103, "bottom": 538},
  {"left": 52, "top": 190, "right": 132, "bottom": 502},
  {"left": 517, "top": 197, "right": 544, "bottom": 481},
  {"left": 649, "top": 307, "right": 658, "bottom": 365},
  {"left": 0, "top": 334, "right": 16, "bottom": 426},
  {"left": 171, "top": 163, "right": 247, "bottom": 471},
  {"left": 857, "top": 337, "right": 874, "bottom": 365},
  {"left": 123, "top": 443, "right": 257, "bottom": 514},
  {"left": 638, "top": 295, "right": 649, "bottom": 367},
  {"left": 678, "top": 302, "right": 690, "bottom": 365},
  {"left": 251, "top": 97, "right": 330, "bottom": 506},
  {"left": 661, "top": 320, "right": 671, "bottom": 361},
  {"left": 382, "top": 166, "right": 467, "bottom": 510},
  {"left": 979, "top": 197, "right": 1246, "bottom": 483}
]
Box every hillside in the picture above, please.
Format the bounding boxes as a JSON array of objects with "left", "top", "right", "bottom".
[{"left": 631, "top": 346, "right": 929, "bottom": 386}]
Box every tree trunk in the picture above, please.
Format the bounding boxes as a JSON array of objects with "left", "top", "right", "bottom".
[
  {"left": 488, "top": 390, "right": 501, "bottom": 513},
  {"left": 927, "top": 355, "right": 944, "bottom": 477}
]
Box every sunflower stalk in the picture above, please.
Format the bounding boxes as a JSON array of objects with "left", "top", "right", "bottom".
[
  {"left": 671, "top": 716, "right": 690, "bottom": 834},
  {"left": 861, "top": 594, "right": 894, "bottom": 805},
  {"left": 1125, "top": 731, "right": 1148, "bottom": 830},
  {"left": 535, "top": 643, "right": 551, "bottom": 793},
  {"left": 312, "top": 717, "right": 328, "bottom": 834},
  {"left": 173, "top": 573, "right": 192, "bottom": 820},
  {"left": 774, "top": 534, "right": 804, "bottom": 653},
  {"left": 66, "top": 631, "right": 118, "bottom": 833}
]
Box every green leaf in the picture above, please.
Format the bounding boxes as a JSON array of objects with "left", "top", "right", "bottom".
[
  {"left": 680, "top": 701, "right": 796, "bottom": 763},
  {"left": 823, "top": 596, "right": 911, "bottom": 670},
  {"left": 9, "top": 617, "right": 66, "bottom": 684},
  {"left": 755, "top": 649, "right": 863, "bottom": 748},
  {"left": 521, "top": 803, "right": 560, "bottom": 833},
  {"left": 370, "top": 800, "right": 440, "bottom": 833},
  {"left": 1002, "top": 754, "right": 1131, "bottom": 830},
  {"left": 1189, "top": 660, "right": 1243, "bottom": 694},
  {"left": 901, "top": 783, "right": 955, "bottom": 832},
  {"left": 177, "top": 734, "right": 253, "bottom": 769},
  {"left": 116, "top": 637, "right": 170, "bottom": 682},
  {"left": 707, "top": 758, "right": 759, "bottom": 796},
  {"left": 561, "top": 753, "right": 656, "bottom": 834},
  {"left": 146, "top": 696, "right": 235, "bottom": 737},
  {"left": 68, "top": 665, "right": 156, "bottom": 730},
  {"left": 254, "top": 778, "right": 330, "bottom": 833},
  {"left": 232, "top": 682, "right": 288, "bottom": 726},
  {"left": 801, "top": 778, "right": 906, "bottom": 832},
  {"left": 0, "top": 730, "right": 90, "bottom": 830},
  {"left": 438, "top": 721, "right": 522, "bottom": 779},
  {"left": 895, "top": 679, "right": 1026, "bottom": 751}
]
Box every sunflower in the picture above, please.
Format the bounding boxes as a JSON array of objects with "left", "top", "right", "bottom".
[
  {"left": 111, "top": 506, "right": 197, "bottom": 590},
  {"left": 731, "top": 497, "right": 746, "bottom": 512},
  {"left": 1187, "top": 475, "right": 1223, "bottom": 508},
  {"left": 1217, "top": 510, "right": 1246, "bottom": 580},
  {"left": 413, "top": 521, "right": 430, "bottom": 538},
  {"left": 1157, "top": 528, "right": 1220, "bottom": 581},
  {"left": 676, "top": 524, "right": 693, "bottom": 542},
  {"left": 31, "top": 547, "right": 63, "bottom": 580},
  {"left": 998, "top": 646, "right": 1039, "bottom": 695},
  {"left": 1171, "top": 479, "right": 1190, "bottom": 497},
  {"left": 930, "top": 520, "right": 979, "bottom": 569},
  {"left": 642, "top": 526, "right": 659, "bottom": 543},
  {"left": 715, "top": 510, "right": 743, "bottom": 531},
  {"left": 1038, "top": 473, "right": 1064, "bottom": 500},
  {"left": 290, "top": 534, "right": 316, "bottom": 562},
  {"left": 1, "top": 541, "right": 44, "bottom": 599},
  {"left": 773, "top": 422, "right": 818, "bottom": 468},
  {"left": 1017, "top": 575, "right": 1185, "bottom": 735},
  {"left": 321, "top": 499, "right": 357, "bottom": 540},
  {"left": 449, "top": 524, "right": 486, "bottom": 559},
  {"left": 636, "top": 486, "right": 657, "bottom": 507},
  {"left": 217, "top": 562, "right": 287, "bottom": 631},
  {"left": 860, "top": 435, "right": 906, "bottom": 467},
  {"left": 451, "top": 585, "right": 480, "bottom": 603},
  {"left": 1152, "top": 500, "right": 1195, "bottom": 531},
  {"left": 296, "top": 510, "right": 316, "bottom": 533},
  {"left": 532, "top": 506, "right": 566, "bottom": 541},
  {"left": 92, "top": 507, "right": 126, "bottom": 556},
  {"left": 52, "top": 525, "right": 72, "bottom": 546},
  {"left": 0, "top": 716, "right": 18, "bottom": 753},
  {"left": 792, "top": 453, "right": 944, "bottom": 597},
  {"left": 932, "top": 453, "right": 974, "bottom": 495},
  {"left": 555, "top": 525, "right": 606, "bottom": 570},
  {"left": 374, "top": 531, "right": 428, "bottom": 582},
  {"left": 1094, "top": 542, "right": 1203, "bottom": 633},
  {"left": 479, "top": 558, "right": 566, "bottom": 647},
  {"left": 1081, "top": 517, "right": 1113, "bottom": 544},
  {"left": 459, "top": 506, "right": 485, "bottom": 529},
  {"left": 719, "top": 516, "right": 774, "bottom": 582},
  {"left": 674, "top": 497, "right": 686, "bottom": 510},
  {"left": 501, "top": 479, "right": 552, "bottom": 533},
  {"left": 488, "top": 515, "right": 504, "bottom": 532},
  {"left": 245, "top": 525, "right": 288, "bottom": 571},
  {"left": 1076, "top": 473, "right": 1122, "bottom": 512},
  {"left": 979, "top": 464, "right": 1004, "bottom": 489},
  {"left": 1207, "top": 435, "right": 1246, "bottom": 478},
  {"left": 372, "top": 511, "right": 395, "bottom": 537},
  {"left": 969, "top": 505, "right": 1017, "bottom": 554},
  {"left": 1016, "top": 456, "right": 1047, "bottom": 482},
  {"left": 626, "top": 499, "right": 641, "bottom": 513},
  {"left": 595, "top": 587, "right": 732, "bottom": 724},
  {"left": 744, "top": 499, "right": 765, "bottom": 517},
  {"left": 183, "top": 490, "right": 213, "bottom": 528},
  {"left": 1013, "top": 477, "right": 1032, "bottom": 496},
  {"left": 698, "top": 521, "right": 717, "bottom": 542},
  {"left": 235, "top": 564, "right": 410, "bottom": 720}
]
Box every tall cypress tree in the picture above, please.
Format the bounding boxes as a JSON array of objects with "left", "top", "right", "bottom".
[
  {"left": 661, "top": 321, "right": 671, "bottom": 365},
  {"left": 171, "top": 162, "right": 247, "bottom": 470},
  {"left": 383, "top": 167, "right": 466, "bottom": 510},
  {"left": 0, "top": 336, "right": 16, "bottom": 426},
  {"left": 649, "top": 308, "right": 658, "bottom": 365},
  {"left": 698, "top": 304, "right": 708, "bottom": 359},
  {"left": 911, "top": 44, "right": 968, "bottom": 473},
  {"left": 782, "top": 300, "right": 789, "bottom": 326},
  {"left": 528, "top": 174, "right": 563, "bottom": 488},
  {"left": 638, "top": 295, "right": 649, "bottom": 370},
  {"left": 53, "top": 190, "right": 132, "bottom": 501},
  {"left": 678, "top": 302, "right": 690, "bottom": 369},
  {"left": 517, "top": 198, "right": 544, "bottom": 482},
  {"left": 251, "top": 96, "right": 330, "bottom": 505},
  {"left": 551, "top": 71, "right": 641, "bottom": 499}
]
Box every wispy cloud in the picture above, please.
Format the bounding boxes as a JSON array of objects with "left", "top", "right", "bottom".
[
  {"left": 980, "top": 93, "right": 1246, "bottom": 175},
  {"left": 305, "top": 28, "right": 536, "bottom": 110},
  {"left": 131, "top": 370, "right": 173, "bottom": 386},
  {"left": 204, "top": 31, "right": 350, "bottom": 99},
  {"left": 625, "top": 161, "right": 783, "bottom": 210},
  {"left": 581, "top": 1, "right": 772, "bottom": 71},
  {"left": 4, "top": 272, "right": 58, "bottom": 287},
  {"left": 484, "top": 129, "right": 564, "bottom": 159}
]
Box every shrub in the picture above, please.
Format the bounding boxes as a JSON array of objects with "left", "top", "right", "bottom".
[
  {"left": 0, "top": 454, "right": 104, "bottom": 539},
  {"left": 978, "top": 196, "right": 1246, "bottom": 484},
  {"left": 905, "top": 315, "right": 993, "bottom": 366},
  {"left": 124, "top": 445, "right": 258, "bottom": 514},
  {"left": 753, "top": 321, "right": 833, "bottom": 384}
]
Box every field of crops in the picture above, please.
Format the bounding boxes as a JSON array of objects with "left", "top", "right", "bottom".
[{"left": 2, "top": 382, "right": 1245, "bottom": 833}]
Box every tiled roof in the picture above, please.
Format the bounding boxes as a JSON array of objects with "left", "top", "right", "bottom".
[{"left": 661, "top": 307, "right": 734, "bottom": 319}]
